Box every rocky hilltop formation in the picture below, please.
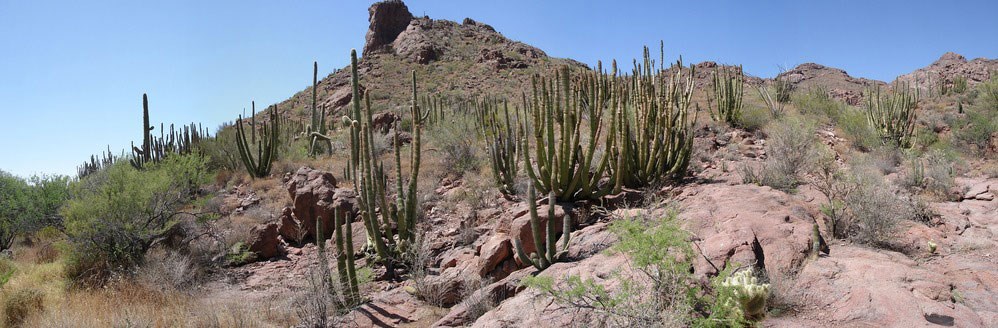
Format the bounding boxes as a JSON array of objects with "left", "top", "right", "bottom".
[
  {"left": 272, "top": 1, "right": 583, "bottom": 122},
  {"left": 777, "top": 63, "right": 886, "bottom": 105},
  {"left": 897, "top": 52, "right": 997, "bottom": 92}
]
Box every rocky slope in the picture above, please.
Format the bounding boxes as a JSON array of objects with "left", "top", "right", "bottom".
[
  {"left": 213, "top": 1, "right": 998, "bottom": 327},
  {"left": 271, "top": 0, "right": 583, "bottom": 123},
  {"left": 897, "top": 52, "right": 998, "bottom": 92}
]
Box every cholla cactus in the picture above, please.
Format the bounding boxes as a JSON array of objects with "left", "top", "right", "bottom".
[{"left": 721, "top": 268, "right": 771, "bottom": 321}]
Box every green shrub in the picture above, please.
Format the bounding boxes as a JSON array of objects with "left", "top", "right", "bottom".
[
  {"left": 3, "top": 288, "right": 44, "bottom": 327},
  {"left": 522, "top": 211, "right": 750, "bottom": 327},
  {"left": 61, "top": 154, "right": 211, "bottom": 287},
  {"left": 196, "top": 124, "right": 242, "bottom": 172},
  {"left": 795, "top": 87, "right": 841, "bottom": 123},
  {"left": 954, "top": 110, "right": 996, "bottom": 155},
  {"left": 838, "top": 107, "right": 880, "bottom": 152},
  {"left": 737, "top": 105, "right": 770, "bottom": 131},
  {"left": 0, "top": 172, "right": 69, "bottom": 252}
]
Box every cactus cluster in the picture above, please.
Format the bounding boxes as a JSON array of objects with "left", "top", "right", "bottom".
[
  {"left": 512, "top": 184, "right": 571, "bottom": 271},
  {"left": 235, "top": 101, "right": 279, "bottom": 178},
  {"left": 475, "top": 97, "right": 519, "bottom": 196},
  {"left": 709, "top": 66, "right": 744, "bottom": 124},
  {"left": 720, "top": 268, "right": 771, "bottom": 321},
  {"left": 129, "top": 94, "right": 210, "bottom": 169},
  {"left": 473, "top": 45, "right": 696, "bottom": 201},
  {"left": 346, "top": 49, "right": 425, "bottom": 279},
  {"left": 520, "top": 66, "right": 614, "bottom": 202},
  {"left": 77, "top": 145, "right": 115, "bottom": 179},
  {"left": 611, "top": 48, "right": 696, "bottom": 191},
  {"left": 866, "top": 84, "right": 918, "bottom": 148},
  {"left": 316, "top": 209, "right": 360, "bottom": 307}
]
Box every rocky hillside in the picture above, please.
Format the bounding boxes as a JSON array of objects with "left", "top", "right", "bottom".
[
  {"left": 211, "top": 2, "right": 998, "bottom": 328},
  {"left": 272, "top": 0, "right": 584, "bottom": 122},
  {"left": 897, "top": 52, "right": 998, "bottom": 92}
]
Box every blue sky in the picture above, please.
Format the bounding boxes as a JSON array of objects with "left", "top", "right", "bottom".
[{"left": 1, "top": 0, "right": 995, "bottom": 178}]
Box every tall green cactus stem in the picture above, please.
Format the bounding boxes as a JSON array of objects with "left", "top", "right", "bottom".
[
  {"left": 513, "top": 184, "right": 571, "bottom": 271},
  {"left": 866, "top": 84, "right": 918, "bottom": 148},
  {"left": 235, "top": 101, "right": 279, "bottom": 178},
  {"left": 333, "top": 208, "right": 360, "bottom": 306},
  {"left": 611, "top": 48, "right": 696, "bottom": 192},
  {"left": 346, "top": 49, "right": 425, "bottom": 279},
  {"left": 709, "top": 66, "right": 744, "bottom": 124},
  {"left": 477, "top": 98, "right": 519, "bottom": 196},
  {"left": 309, "top": 61, "right": 333, "bottom": 157},
  {"left": 130, "top": 94, "right": 155, "bottom": 169},
  {"left": 520, "top": 65, "right": 614, "bottom": 202},
  {"left": 392, "top": 70, "right": 426, "bottom": 246}
]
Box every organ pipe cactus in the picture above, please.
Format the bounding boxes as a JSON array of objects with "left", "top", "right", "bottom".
[
  {"left": 866, "top": 84, "right": 918, "bottom": 148},
  {"left": 520, "top": 65, "right": 614, "bottom": 202},
  {"left": 332, "top": 208, "right": 360, "bottom": 306},
  {"left": 709, "top": 66, "right": 744, "bottom": 124},
  {"left": 513, "top": 184, "right": 571, "bottom": 271},
  {"left": 235, "top": 101, "right": 279, "bottom": 178},
  {"left": 476, "top": 97, "right": 519, "bottom": 196},
  {"left": 611, "top": 47, "right": 696, "bottom": 191},
  {"left": 346, "top": 49, "right": 424, "bottom": 279}
]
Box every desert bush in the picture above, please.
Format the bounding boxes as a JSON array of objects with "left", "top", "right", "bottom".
[
  {"left": 523, "top": 211, "right": 751, "bottom": 327},
  {"left": 978, "top": 73, "right": 998, "bottom": 111},
  {"left": 197, "top": 124, "right": 242, "bottom": 172},
  {"left": 745, "top": 117, "right": 818, "bottom": 191},
  {"left": 61, "top": 154, "right": 212, "bottom": 287},
  {"left": 899, "top": 150, "right": 956, "bottom": 201},
  {"left": 426, "top": 110, "right": 481, "bottom": 175},
  {"left": 0, "top": 172, "right": 70, "bottom": 252},
  {"left": 3, "top": 288, "right": 44, "bottom": 327},
  {"left": 795, "top": 87, "right": 842, "bottom": 123},
  {"left": 459, "top": 275, "right": 494, "bottom": 322},
  {"left": 843, "top": 170, "right": 911, "bottom": 248},
  {"left": 294, "top": 270, "right": 331, "bottom": 328},
  {"left": 737, "top": 105, "right": 770, "bottom": 131},
  {"left": 137, "top": 250, "right": 201, "bottom": 293},
  {"left": 838, "top": 107, "right": 880, "bottom": 151},
  {"left": 953, "top": 110, "right": 996, "bottom": 155}
]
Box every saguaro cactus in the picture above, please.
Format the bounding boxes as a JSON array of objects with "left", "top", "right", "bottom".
[
  {"left": 513, "top": 184, "right": 571, "bottom": 271},
  {"left": 130, "top": 94, "right": 155, "bottom": 169},
  {"left": 309, "top": 61, "right": 333, "bottom": 157},
  {"left": 866, "top": 84, "right": 918, "bottom": 148},
  {"left": 235, "top": 101, "right": 279, "bottom": 178}
]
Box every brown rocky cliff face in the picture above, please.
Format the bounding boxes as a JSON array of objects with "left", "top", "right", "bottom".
[{"left": 364, "top": 0, "right": 414, "bottom": 56}]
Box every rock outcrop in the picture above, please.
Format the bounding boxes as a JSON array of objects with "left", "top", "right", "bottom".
[
  {"left": 897, "top": 52, "right": 998, "bottom": 92},
  {"left": 280, "top": 167, "right": 357, "bottom": 244},
  {"left": 777, "top": 63, "right": 885, "bottom": 105},
  {"left": 364, "top": 0, "right": 414, "bottom": 55}
]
